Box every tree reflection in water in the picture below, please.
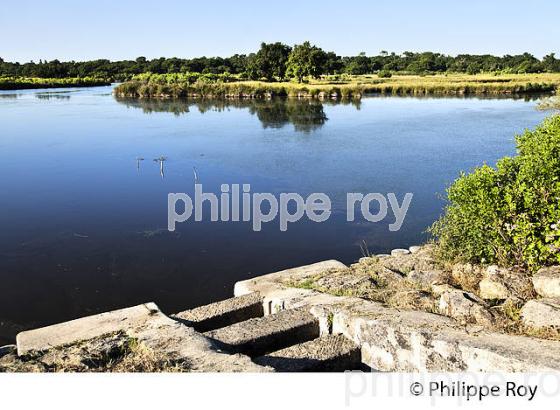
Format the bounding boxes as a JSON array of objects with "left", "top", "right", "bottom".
[{"left": 115, "top": 97, "right": 362, "bottom": 133}]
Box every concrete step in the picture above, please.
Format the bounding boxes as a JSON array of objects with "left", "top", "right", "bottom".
[
  {"left": 172, "top": 292, "right": 264, "bottom": 332},
  {"left": 204, "top": 308, "right": 320, "bottom": 357},
  {"left": 253, "top": 334, "right": 361, "bottom": 372}
]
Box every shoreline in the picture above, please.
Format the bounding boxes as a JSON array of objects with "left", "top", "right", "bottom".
[
  {"left": 114, "top": 88, "right": 556, "bottom": 100},
  {"left": 3, "top": 246, "right": 560, "bottom": 372},
  {"left": 113, "top": 73, "right": 560, "bottom": 100}
]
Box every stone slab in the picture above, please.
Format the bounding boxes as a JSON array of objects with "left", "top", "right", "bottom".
[
  {"left": 391, "top": 249, "right": 410, "bottom": 256},
  {"left": 15, "top": 302, "right": 270, "bottom": 372},
  {"left": 16, "top": 303, "right": 163, "bottom": 355},
  {"left": 533, "top": 266, "right": 560, "bottom": 298},
  {"left": 172, "top": 292, "right": 263, "bottom": 332},
  {"left": 254, "top": 334, "right": 360, "bottom": 372},
  {"left": 234, "top": 260, "right": 347, "bottom": 299},
  {"left": 204, "top": 307, "right": 319, "bottom": 357},
  {"left": 521, "top": 298, "right": 560, "bottom": 329}
]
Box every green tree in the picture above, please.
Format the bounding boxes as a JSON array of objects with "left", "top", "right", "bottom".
[
  {"left": 345, "top": 52, "right": 371, "bottom": 75},
  {"left": 542, "top": 53, "right": 560, "bottom": 72},
  {"left": 324, "top": 52, "right": 344, "bottom": 74},
  {"left": 248, "top": 42, "right": 291, "bottom": 81},
  {"left": 285, "top": 42, "right": 328, "bottom": 82},
  {"left": 466, "top": 62, "right": 482, "bottom": 75}
]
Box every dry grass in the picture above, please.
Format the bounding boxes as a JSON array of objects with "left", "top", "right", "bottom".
[
  {"left": 333, "top": 73, "right": 560, "bottom": 95},
  {"left": 0, "top": 331, "right": 192, "bottom": 373}
]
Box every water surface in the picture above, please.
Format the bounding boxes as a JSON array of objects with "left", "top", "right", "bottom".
[{"left": 0, "top": 86, "right": 549, "bottom": 344}]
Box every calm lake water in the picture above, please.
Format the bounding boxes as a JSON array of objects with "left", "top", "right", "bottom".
[{"left": 0, "top": 86, "right": 550, "bottom": 344}]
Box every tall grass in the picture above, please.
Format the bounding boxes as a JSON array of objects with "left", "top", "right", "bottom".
[
  {"left": 354, "top": 73, "right": 559, "bottom": 95},
  {"left": 115, "top": 76, "right": 363, "bottom": 99},
  {"left": 114, "top": 73, "right": 560, "bottom": 100}
]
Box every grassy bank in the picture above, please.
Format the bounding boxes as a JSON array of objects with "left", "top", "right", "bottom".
[
  {"left": 114, "top": 73, "right": 560, "bottom": 99},
  {"left": 0, "top": 76, "right": 110, "bottom": 90},
  {"left": 355, "top": 73, "right": 560, "bottom": 95}
]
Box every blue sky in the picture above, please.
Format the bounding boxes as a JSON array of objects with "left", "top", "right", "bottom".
[{"left": 2, "top": 0, "right": 559, "bottom": 62}]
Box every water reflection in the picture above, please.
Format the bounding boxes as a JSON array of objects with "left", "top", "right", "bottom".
[
  {"left": 153, "top": 156, "right": 167, "bottom": 178},
  {"left": 35, "top": 94, "right": 71, "bottom": 100},
  {"left": 35, "top": 91, "right": 73, "bottom": 100},
  {"left": 136, "top": 157, "right": 144, "bottom": 171},
  {"left": 248, "top": 100, "right": 328, "bottom": 132},
  {"left": 115, "top": 97, "right": 361, "bottom": 133}
]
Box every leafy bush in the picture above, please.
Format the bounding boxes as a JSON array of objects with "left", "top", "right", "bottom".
[
  {"left": 430, "top": 115, "right": 560, "bottom": 271},
  {"left": 377, "top": 70, "right": 392, "bottom": 78}
]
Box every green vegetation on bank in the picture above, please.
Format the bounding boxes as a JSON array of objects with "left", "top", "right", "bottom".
[
  {"left": 4, "top": 41, "right": 560, "bottom": 90},
  {"left": 0, "top": 76, "right": 110, "bottom": 90},
  {"left": 430, "top": 115, "right": 560, "bottom": 271},
  {"left": 114, "top": 73, "right": 364, "bottom": 99},
  {"left": 2, "top": 42, "right": 560, "bottom": 83},
  {"left": 114, "top": 72, "right": 560, "bottom": 99}
]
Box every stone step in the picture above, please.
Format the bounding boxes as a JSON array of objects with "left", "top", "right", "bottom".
[
  {"left": 171, "top": 292, "right": 264, "bottom": 332},
  {"left": 204, "top": 308, "right": 320, "bottom": 357},
  {"left": 253, "top": 334, "right": 361, "bottom": 372},
  {"left": 16, "top": 303, "right": 162, "bottom": 356}
]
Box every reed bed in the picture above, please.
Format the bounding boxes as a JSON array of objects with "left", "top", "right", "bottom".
[{"left": 114, "top": 73, "right": 560, "bottom": 100}]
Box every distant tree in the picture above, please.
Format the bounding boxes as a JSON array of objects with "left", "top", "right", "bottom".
[
  {"left": 1, "top": 46, "right": 560, "bottom": 81},
  {"left": 381, "top": 52, "right": 407, "bottom": 72},
  {"left": 227, "top": 54, "right": 249, "bottom": 74},
  {"left": 543, "top": 53, "right": 560, "bottom": 72},
  {"left": 324, "top": 51, "right": 344, "bottom": 74},
  {"left": 466, "top": 62, "right": 482, "bottom": 75},
  {"left": 248, "top": 42, "right": 291, "bottom": 81},
  {"left": 345, "top": 52, "right": 371, "bottom": 75},
  {"left": 406, "top": 52, "right": 449, "bottom": 74},
  {"left": 513, "top": 53, "right": 542, "bottom": 73},
  {"left": 286, "top": 41, "right": 327, "bottom": 82}
]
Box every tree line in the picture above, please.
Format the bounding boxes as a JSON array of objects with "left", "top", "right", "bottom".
[{"left": 2, "top": 42, "right": 560, "bottom": 82}]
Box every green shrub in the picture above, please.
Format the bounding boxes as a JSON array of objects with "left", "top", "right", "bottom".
[
  {"left": 430, "top": 115, "right": 560, "bottom": 271},
  {"left": 377, "top": 70, "right": 392, "bottom": 78}
]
